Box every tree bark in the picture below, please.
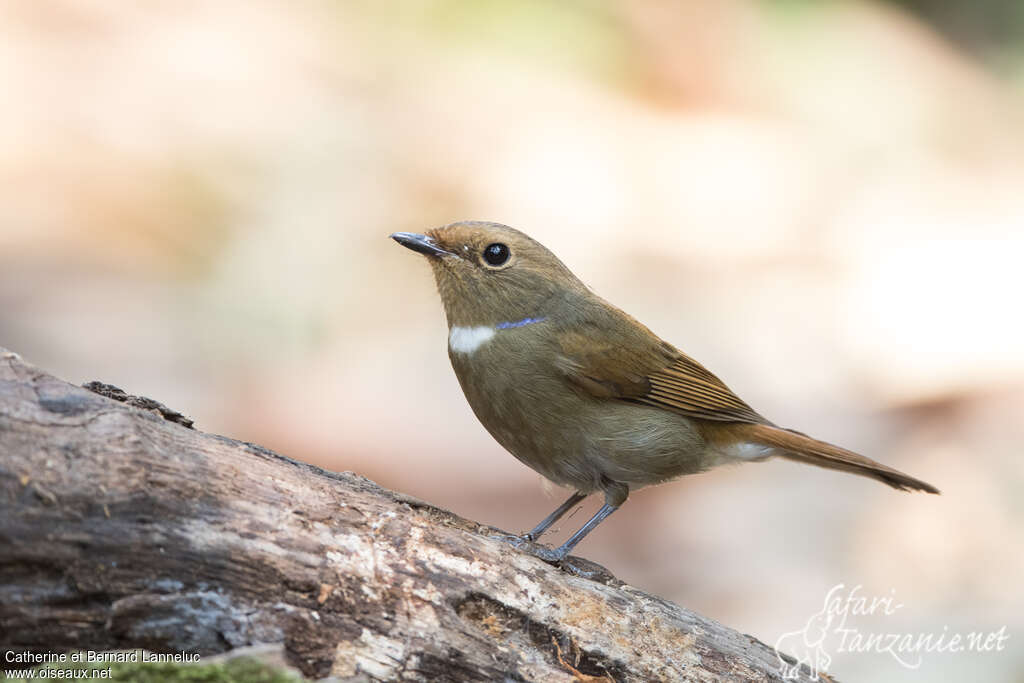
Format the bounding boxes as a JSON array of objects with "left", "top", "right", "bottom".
[{"left": 0, "top": 347, "right": 821, "bottom": 682}]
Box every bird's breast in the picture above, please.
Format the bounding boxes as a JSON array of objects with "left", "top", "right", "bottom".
[
  {"left": 444, "top": 324, "right": 710, "bottom": 490},
  {"left": 446, "top": 324, "right": 585, "bottom": 481}
]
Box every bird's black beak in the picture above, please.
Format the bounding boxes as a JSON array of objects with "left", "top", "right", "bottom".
[{"left": 390, "top": 232, "right": 454, "bottom": 258}]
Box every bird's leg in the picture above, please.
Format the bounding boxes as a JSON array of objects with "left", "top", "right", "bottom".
[
  {"left": 522, "top": 491, "right": 587, "bottom": 541},
  {"left": 541, "top": 504, "right": 618, "bottom": 561},
  {"left": 531, "top": 481, "right": 629, "bottom": 563}
]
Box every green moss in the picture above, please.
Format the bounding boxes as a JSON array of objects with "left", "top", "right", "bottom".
[{"left": 4, "top": 654, "right": 306, "bottom": 682}]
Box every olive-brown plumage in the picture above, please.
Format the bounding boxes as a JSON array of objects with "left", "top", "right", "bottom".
[{"left": 392, "top": 221, "right": 939, "bottom": 561}]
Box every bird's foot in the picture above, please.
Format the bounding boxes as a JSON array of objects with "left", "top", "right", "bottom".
[
  {"left": 522, "top": 543, "right": 566, "bottom": 564},
  {"left": 491, "top": 532, "right": 614, "bottom": 579},
  {"left": 493, "top": 532, "right": 567, "bottom": 564},
  {"left": 557, "top": 556, "right": 617, "bottom": 582}
]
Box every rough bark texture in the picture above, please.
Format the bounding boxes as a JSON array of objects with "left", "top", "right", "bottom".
[{"left": 0, "top": 347, "right": 821, "bottom": 682}]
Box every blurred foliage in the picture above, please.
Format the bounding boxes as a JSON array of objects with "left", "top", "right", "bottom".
[
  {"left": 773, "top": 0, "right": 1024, "bottom": 68},
  {"left": 352, "top": 0, "right": 632, "bottom": 83},
  {"left": 890, "top": 0, "right": 1024, "bottom": 55}
]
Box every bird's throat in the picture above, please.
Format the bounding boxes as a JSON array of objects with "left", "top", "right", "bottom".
[{"left": 448, "top": 316, "right": 547, "bottom": 355}]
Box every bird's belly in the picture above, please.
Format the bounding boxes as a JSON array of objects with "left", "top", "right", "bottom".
[{"left": 451, "top": 353, "right": 713, "bottom": 491}]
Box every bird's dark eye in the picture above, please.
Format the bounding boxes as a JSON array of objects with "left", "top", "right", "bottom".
[{"left": 482, "top": 243, "right": 511, "bottom": 267}]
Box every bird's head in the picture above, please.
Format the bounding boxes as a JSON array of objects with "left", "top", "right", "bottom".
[{"left": 391, "top": 221, "right": 585, "bottom": 327}]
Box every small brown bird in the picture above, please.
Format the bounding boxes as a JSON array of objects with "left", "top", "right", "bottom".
[{"left": 392, "top": 221, "right": 939, "bottom": 562}]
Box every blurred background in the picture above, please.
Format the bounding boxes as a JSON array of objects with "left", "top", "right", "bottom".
[{"left": 2, "top": 1, "right": 1022, "bottom": 680}]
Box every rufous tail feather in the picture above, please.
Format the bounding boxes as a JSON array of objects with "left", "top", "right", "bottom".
[{"left": 742, "top": 423, "right": 940, "bottom": 494}]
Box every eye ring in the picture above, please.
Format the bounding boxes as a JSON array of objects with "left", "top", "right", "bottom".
[{"left": 482, "top": 242, "right": 511, "bottom": 267}]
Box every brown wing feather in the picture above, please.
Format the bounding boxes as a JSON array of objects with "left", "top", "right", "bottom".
[
  {"left": 637, "top": 354, "right": 768, "bottom": 424},
  {"left": 555, "top": 313, "right": 768, "bottom": 425},
  {"left": 555, "top": 330, "right": 655, "bottom": 399}
]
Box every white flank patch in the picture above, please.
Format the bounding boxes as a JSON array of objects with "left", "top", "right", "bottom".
[
  {"left": 448, "top": 325, "right": 495, "bottom": 354},
  {"left": 725, "top": 442, "right": 772, "bottom": 461}
]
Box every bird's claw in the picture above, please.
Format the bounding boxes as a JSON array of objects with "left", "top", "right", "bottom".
[
  {"left": 524, "top": 543, "right": 565, "bottom": 563},
  {"left": 493, "top": 532, "right": 566, "bottom": 564}
]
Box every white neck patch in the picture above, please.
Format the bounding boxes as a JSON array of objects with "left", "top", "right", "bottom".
[{"left": 449, "top": 326, "right": 496, "bottom": 354}]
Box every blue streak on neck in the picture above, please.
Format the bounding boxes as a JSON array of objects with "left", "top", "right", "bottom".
[{"left": 496, "top": 316, "right": 547, "bottom": 330}]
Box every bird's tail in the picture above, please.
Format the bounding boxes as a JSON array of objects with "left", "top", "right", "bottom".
[{"left": 740, "top": 423, "right": 940, "bottom": 494}]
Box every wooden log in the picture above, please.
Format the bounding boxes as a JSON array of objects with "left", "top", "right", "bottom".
[{"left": 0, "top": 347, "right": 820, "bottom": 681}]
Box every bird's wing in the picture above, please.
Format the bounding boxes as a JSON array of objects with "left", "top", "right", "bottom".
[
  {"left": 637, "top": 352, "right": 768, "bottom": 423},
  {"left": 555, "top": 315, "right": 769, "bottom": 425}
]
